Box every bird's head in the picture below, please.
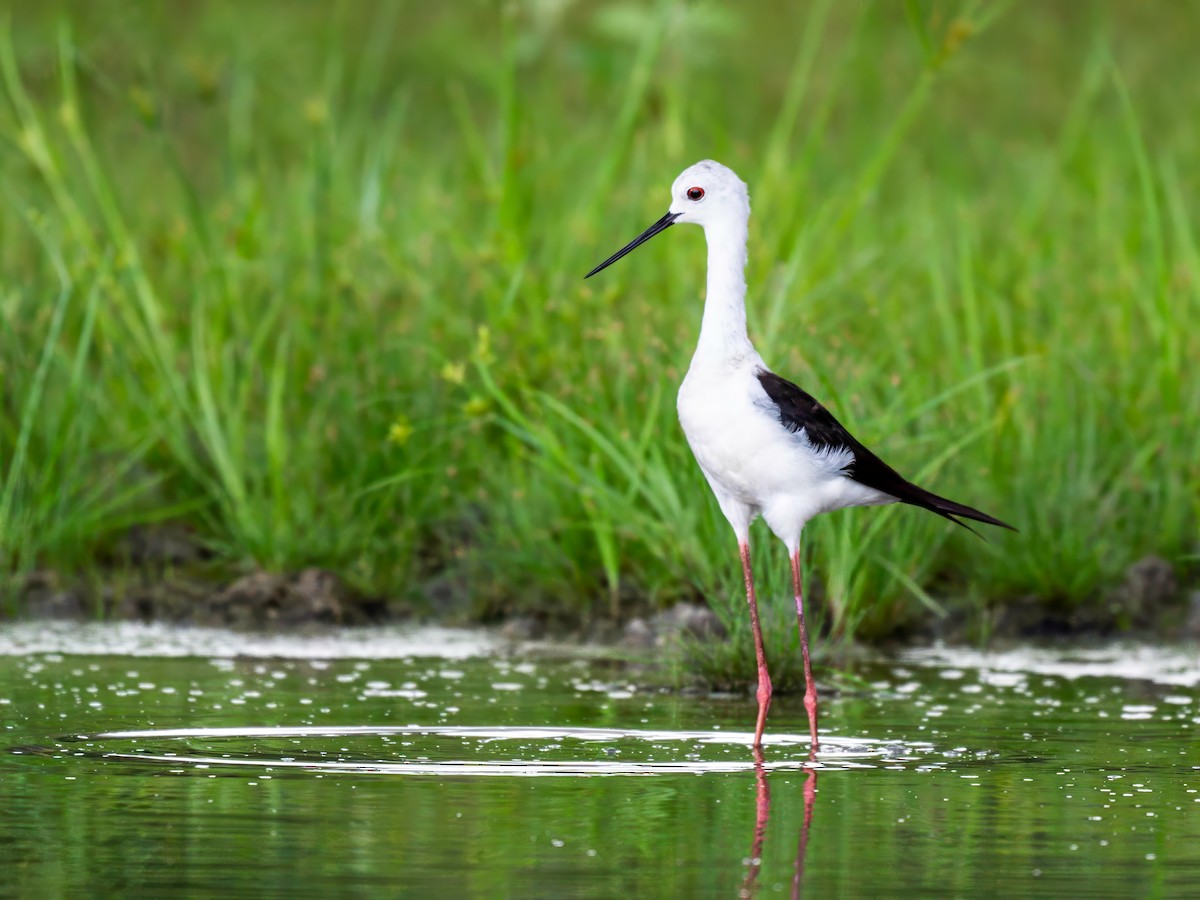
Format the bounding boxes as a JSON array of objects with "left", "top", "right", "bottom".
[
  {"left": 585, "top": 159, "right": 750, "bottom": 278},
  {"left": 667, "top": 159, "right": 750, "bottom": 228}
]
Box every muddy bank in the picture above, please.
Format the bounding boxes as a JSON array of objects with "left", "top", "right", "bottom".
[
  {"left": 928, "top": 554, "right": 1200, "bottom": 644},
  {"left": 14, "top": 566, "right": 389, "bottom": 630},
  {"left": 10, "top": 525, "right": 389, "bottom": 630},
  {"left": 4, "top": 525, "right": 1199, "bottom": 645}
]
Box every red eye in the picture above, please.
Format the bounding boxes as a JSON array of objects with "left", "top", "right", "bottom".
[{"left": 686, "top": 186, "right": 705, "bottom": 201}]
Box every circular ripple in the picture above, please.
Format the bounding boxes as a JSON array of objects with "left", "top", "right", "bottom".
[{"left": 38, "top": 725, "right": 939, "bottom": 777}]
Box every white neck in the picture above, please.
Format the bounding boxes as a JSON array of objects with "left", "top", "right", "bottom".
[{"left": 694, "top": 217, "right": 755, "bottom": 361}]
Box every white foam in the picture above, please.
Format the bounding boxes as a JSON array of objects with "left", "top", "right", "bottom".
[
  {"left": 0, "top": 622, "right": 502, "bottom": 660},
  {"left": 903, "top": 643, "right": 1200, "bottom": 688}
]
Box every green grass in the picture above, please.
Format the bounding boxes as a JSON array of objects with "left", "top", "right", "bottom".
[{"left": 1, "top": 2, "right": 1197, "bottom": 674}]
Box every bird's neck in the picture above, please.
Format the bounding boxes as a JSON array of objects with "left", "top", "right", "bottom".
[{"left": 695, "top": 219, "right": 754, "bottom": 361}]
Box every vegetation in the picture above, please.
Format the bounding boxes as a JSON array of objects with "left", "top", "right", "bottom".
[{"left": 2, "top": 2, "right": 1196, "bottom": 664}]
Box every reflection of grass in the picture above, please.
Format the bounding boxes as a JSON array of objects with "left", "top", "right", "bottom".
[{"left": 1, "top": 3, "right": 1196, "bottom": 642}]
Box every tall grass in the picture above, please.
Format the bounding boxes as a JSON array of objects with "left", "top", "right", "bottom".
[{"left": 1, "top": 2, "right": 1196, "bottom": 663}]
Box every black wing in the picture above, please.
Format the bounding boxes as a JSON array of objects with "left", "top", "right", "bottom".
[{"left": 756, "top": 369, "right": 1014, "bottom": 534}]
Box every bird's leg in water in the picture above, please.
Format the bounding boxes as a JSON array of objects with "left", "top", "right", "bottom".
[
  {"left": 790, "top": 550, "right": 819, "bottom": 755},
  {"left": 739, "top": 542, "right": 772, "bottom": 749}
]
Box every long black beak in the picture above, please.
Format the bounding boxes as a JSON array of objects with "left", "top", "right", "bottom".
[{"left": 585, "top": 211, "right": 680, "bottom": 278}]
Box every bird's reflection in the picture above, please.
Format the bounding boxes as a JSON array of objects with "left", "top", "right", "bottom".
[
  {"left": 792, "top": 760, "right": 817, "bottom": 896},
  {"left": 740, "top": 749, "right": 818, "bottom": 899}
]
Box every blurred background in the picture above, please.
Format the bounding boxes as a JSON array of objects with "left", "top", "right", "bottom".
[{"left": 1, "top": 1, "right": 1197, "bottom": 664}]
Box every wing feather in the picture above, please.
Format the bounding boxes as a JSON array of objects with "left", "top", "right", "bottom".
[{"left": 755, "top": 369, "right": 1014, "bottom": 533}]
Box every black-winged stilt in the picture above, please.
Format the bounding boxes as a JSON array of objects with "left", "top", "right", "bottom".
[{"left": 586, "top": 160, "right": 1013, "bottom": 754}]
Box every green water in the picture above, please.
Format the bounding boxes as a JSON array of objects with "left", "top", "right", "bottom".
[{"left": 1, "top": 626, "right": 1198, "bottom": 897}]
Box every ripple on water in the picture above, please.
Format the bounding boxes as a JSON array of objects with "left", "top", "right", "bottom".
[{"left": 21, "top": 725, "right": 944, "bottom": 777}]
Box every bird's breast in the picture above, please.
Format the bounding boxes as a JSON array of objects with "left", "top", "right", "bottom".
[{"left": 676, "top": 367, "right": 785, "bottom": 503}]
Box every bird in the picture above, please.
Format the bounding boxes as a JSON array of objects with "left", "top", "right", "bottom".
[{"left": 585, "top": 160, "right": 1013, "bottom": 754}]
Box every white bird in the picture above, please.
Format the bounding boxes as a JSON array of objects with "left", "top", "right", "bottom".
[{"left": 586, "top": 160, "right": 1013, "bottom": 754}]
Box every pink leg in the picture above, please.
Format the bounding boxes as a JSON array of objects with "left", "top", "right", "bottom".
[
  {"left": 739, "top": 542, "right": 772, "bottom": 750},
  {"left": 790, "top": 550, "right": 820, "bottom": 755}
]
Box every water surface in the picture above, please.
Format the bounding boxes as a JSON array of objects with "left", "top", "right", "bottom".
[{"left": 1, "top": 624, "right": 1197, "bottom": 897}]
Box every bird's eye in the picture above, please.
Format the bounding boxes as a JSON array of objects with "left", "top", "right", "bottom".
[{"left": 686, "top": 186, "right": 705, "bottom": 201}]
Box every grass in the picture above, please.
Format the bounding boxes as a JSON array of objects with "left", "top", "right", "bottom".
[{"left": 1, "top": 2, "right": 1197, "bottom": 680}]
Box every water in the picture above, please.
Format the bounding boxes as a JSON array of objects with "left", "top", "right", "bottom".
[{"left": 1, "top": 624, "right": 1198, "bottom": 897}]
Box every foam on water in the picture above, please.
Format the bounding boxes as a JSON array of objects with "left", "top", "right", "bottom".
[
  {"left": 904, "top": 643, "right": 1200, "bottom": 687},
  {"left": 0, "top": 622, "right": 501, "bottom": 660},
  {"left": 6, "top": 623, "right": 1198, "bottom": 690}
]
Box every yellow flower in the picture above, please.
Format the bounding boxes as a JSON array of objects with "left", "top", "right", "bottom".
[
  {"left": 463, "top": 395, "right": 489, "bottom": 418},
  {"left": 440, "top": 361, "right": 466, "bottom": 385},
  {"left": 387, "top": 416, "right": 414, "bottom": 446}
]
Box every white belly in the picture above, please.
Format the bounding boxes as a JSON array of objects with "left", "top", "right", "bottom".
[{"left": 676, "top": 358, "right": 893, "bottom": 545}]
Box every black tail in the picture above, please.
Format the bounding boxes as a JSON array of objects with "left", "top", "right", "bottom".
[
  {"left": 893, "top": 482, "right": 1016, "bottom": 538},
  {"left": 750, "top": 370, "right": 1016, "bottom": 538}
]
